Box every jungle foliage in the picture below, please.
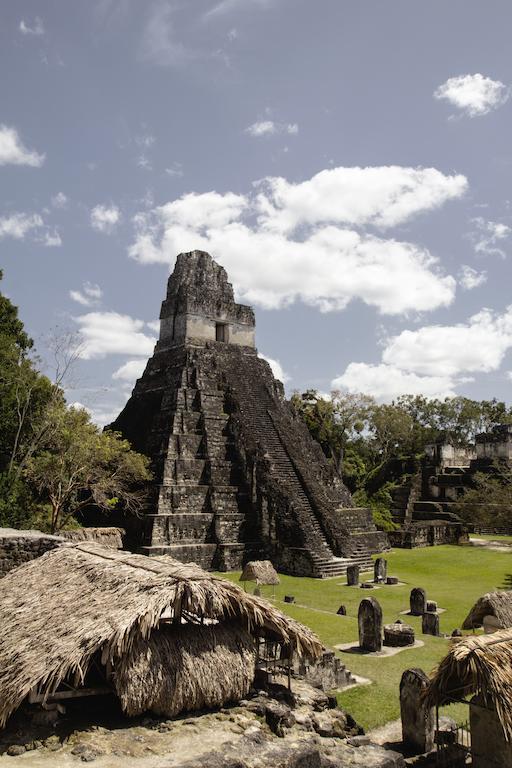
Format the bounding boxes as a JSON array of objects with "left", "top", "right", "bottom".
[
  {"left": 0, "top": 270, "right": 151, "bottom": 533},
  {"left": 291, "top": 389, "right": 512, "bottom": 530}
]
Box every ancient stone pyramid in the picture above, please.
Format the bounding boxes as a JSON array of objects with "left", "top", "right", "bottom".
[{"left": 110, "top": 251, "right": 387, "bottom": 577}]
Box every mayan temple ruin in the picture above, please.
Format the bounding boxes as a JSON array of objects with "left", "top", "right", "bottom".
[{"left": 110, "top": 251, "right": 387, "bottom": 577}]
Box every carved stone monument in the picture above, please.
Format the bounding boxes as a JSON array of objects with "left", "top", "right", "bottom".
[
  {"left": 374, "top": 557, "right": 387, "bottom": 583},
  {"left": 358, "top": 597, "right": 383, "bottom": 652},
  {"left": 422, "top": 611, "right": 440, "bottom": 637},
  {"left": 410, "top": 587, "right": 427, "bottom": 616},
  {"left": 347, "top": 564, "right": 360, "bottom": 586},
  {"left": 400, "top": 668, "right": 435, "bottom": 754}
]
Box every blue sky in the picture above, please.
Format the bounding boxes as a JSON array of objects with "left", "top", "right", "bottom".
[{"left": 1, "top": 0, "right": 512, "bottom": 424}]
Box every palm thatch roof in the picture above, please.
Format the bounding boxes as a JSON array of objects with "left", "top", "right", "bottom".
[
  {"left": 427, "top": 629, "right": 512, "bottom": 741},
  {"left": 462, "top": 591, "right": 512, "bottom": 630},
  {"left": 60, "top": 527, "right": 124, "bottom": 549},
  {"left": 240, "top": 560, "right": 280, "bottom": 586},
  {"left": 0, "top": 542, "right": 322, "bottom": 727},
  {"left": 116, "top": 623, "right": 255, "bottom": 717}
]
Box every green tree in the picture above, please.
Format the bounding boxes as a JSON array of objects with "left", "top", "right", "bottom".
[
  {"left": 0, "top": 270, "right": 58, "bottom": 524},
  {"left": 24, "top": 404, "right": 152, "bottom": 533},
  {"left": 291, "top": 389, "right": 374, "bottom": 474},
  {"left": 454, "top": 463, "right": 512, "bottom": 529},
  {"left": 367, "top": 403, "right": 415, "bottom": 461}
]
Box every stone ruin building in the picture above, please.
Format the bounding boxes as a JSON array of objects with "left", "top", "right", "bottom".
[
  {"left": 389, "top": 425, "right": 512, "bottom": 546},
  {"left": 109, "top": 250, "right": 387, "bottom": 577}
]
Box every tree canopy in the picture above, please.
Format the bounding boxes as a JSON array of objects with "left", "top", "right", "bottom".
[
  {"left": 0, "top": 270, "right": 152, "bottom": 532},
  {"left": 291, "top": 389, "right": 512, "bottom": 530}
]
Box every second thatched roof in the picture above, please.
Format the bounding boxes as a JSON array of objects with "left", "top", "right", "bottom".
[
  {"left": 462, "top": 591, "right": 512, "bottom": 630},
  {"left": 0, "top": 542, "right": 322, "bottom": 728},
  {"left": 240, "top": 560, "right": 280, "bottom": 586},
  {"left": 427, "top": 628, "right": 512, "bottom": 741},
  {"left": 59, "top": 526, "right": 124, "bottom": 549}
]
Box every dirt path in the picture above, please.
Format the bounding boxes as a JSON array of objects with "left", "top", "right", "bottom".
[{"left": 469, "top": 536, "right": 512, "bottom": 553}]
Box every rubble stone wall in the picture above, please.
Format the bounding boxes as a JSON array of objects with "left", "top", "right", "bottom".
[{"left": 0, "top": 529, "right": 64, "bottom": 577}]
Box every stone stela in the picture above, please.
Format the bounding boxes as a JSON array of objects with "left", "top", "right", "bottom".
[
  {"left": 358, "top": 596, "right": 383, "bottom": 652},
  {"left": 109, "top": 251, "right": 388, "bottom": 577},
  {"left": 410, "top": 588, "right": 427, "bottom": 616}
]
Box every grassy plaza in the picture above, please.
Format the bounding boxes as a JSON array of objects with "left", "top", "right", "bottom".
[{"left": 219, "top": 542, "right": 511, "bottom": 730}]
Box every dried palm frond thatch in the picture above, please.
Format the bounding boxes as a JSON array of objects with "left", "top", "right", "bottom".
[
  {"left": 115, "top": 622, "right": 255, "bottom": 717},
  {"left": 0, "top": 542, "right": 322, "bottom": 727},
  {"left": 427, "top": 628, "right": 512, "bottom": 741},
  {"left": 240, "top": 560, "right": 280, "bottom": 586},
  {"left": 59, "top": 527, "right": 124, "bottom": 549},
  {"left": 462, "top": 591, "right": 512, "bottom": 630}
]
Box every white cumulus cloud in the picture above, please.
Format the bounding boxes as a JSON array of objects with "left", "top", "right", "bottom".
[
  {"left": 382, "top": 308, "right": 512, "bottom": 378},
  {"left": 112, "top": 359, "right": 147, "bottom": 383},
  {"left": 434, "top": 73, "right": 510, "bottom": 117},
  {"left": 254, "top": 166, "right": 467, "bottom": 233},
  {"left": 19, "top": 17, "right": 45, "bottom": 36},
  {"left": 90, "top": 204, "right": 121, "bottom": 233},
  {"left": 245, "top": 120, "right": 299, "bottom": 137},
  {"left": 74, "top": 312, "right": 157, "bottom": 359},
  {"left": 0, "top": 213, "right": 43, "bottom": 239},
  {"left": 69, "top": 282, "right": 103, "bottom": 307},
  {"left": 333, "top": 306, "right": 512, "bottom": 401},
  {"left": 128, "top": 165, "right": 465, "bottom": 316},
  {"left": 39, "top": 230, "right": 62, "bottom": 247},
  {"left": 333, "top": 363, "right": 458, "bottom": 401},
  {"left": 459, "top": 265, "right": 487, "bottom": 291},
  {"left": 0, "top": 125, "right": 45, "bottom": 167},
  {"left": 471, "top": 217, "right": 511, "bottom": 258}
]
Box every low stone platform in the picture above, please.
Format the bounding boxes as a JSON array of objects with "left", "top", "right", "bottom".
[{"left": 335, "top": 640, "right": 424, "bottom": 658}]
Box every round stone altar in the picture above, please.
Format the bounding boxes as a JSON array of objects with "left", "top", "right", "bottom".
[{"left": 384, "top": 621, "right": 415, "bottom": 647}]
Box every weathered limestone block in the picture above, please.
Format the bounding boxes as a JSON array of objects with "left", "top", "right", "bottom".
[
  {"left": 422, "top": 611, "right": 440, "bottom": 637},
  {"left": 337, "top": 605, "right": 347, "bottom": 616},
  {"left": 410, "top": 587, "right": 427, "bottom": 616},
  {"left": 374, "top": 557, "right": 387, "bottom": 583},
  {"left": 426, "top": 600, "right": 437, "bottom": 613},
  {"left": 400, "top": 668, "right": 435, "bottom": 754},
  {"left": 358, "top": 597, "right": 383, "bottom": 652},
  {"left": 386, "top": 576, "right": 399, "bottom": 585},
  {"left": 347, "top": 564, "right": 360, "bottom": 586},
  {"left": 384, "top": 622, "right": 415, "bottom": 647}
]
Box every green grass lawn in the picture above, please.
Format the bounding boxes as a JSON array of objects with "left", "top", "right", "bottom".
[{"left": 217, "top": 544, "right": 511, "bottom": 731}]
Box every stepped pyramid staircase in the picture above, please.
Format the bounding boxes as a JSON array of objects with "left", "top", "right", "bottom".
[
  {"left": 230, "top": 354, "right": 374, "bottom": 578},
  {"left": 141, "top": 357, "right": 260, "bottom": 570}
]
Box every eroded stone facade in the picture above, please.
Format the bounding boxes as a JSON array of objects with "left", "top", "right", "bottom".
[{"left": 109, "top": 251, "right": 387, "bottom": 576}]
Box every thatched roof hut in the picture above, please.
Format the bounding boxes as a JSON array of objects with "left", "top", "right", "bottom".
[
  {"left": 462, "top": 591, "right": 512, "bottom": 631},
  {"left": 240, "top": 560, "right": 280, "bottom": 586},
  {"left": 427, "top": 629, "right": 512, "bottom": 742},
  {"left": 0, "top": 543, "right": 322, "bottom": 727}
]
